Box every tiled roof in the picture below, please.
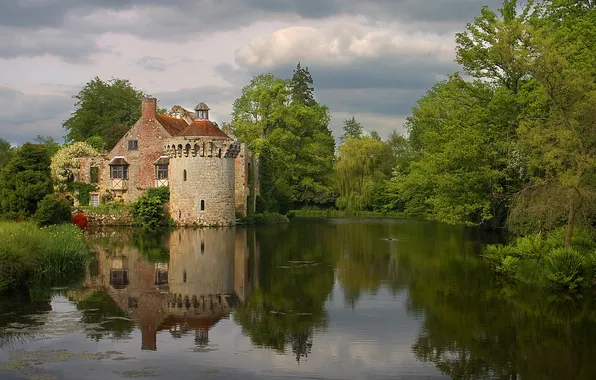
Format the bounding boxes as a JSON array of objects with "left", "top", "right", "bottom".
[
  {"left": 194, "top": 102, "right": 210, "bottom": 111},
  {"left": 177, "top": 120, "right": 231, "bottom": 139},
  {"left": 156, "top": 114, "right": 189, "bottom": 136}
]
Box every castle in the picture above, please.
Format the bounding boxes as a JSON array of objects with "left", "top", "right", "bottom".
[{"left": 77, "top": 97, "right": 258, "bottom": 226}]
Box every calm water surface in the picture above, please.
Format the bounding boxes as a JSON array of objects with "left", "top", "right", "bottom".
[{"left": 1, "top": 218, "right": 596, "bottom": 379}]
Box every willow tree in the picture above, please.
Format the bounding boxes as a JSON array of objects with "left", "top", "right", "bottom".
[{"left": 334, "top": 136, "right": 393, "bottom": 211}]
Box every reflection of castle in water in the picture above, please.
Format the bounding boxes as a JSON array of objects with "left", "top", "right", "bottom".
[{"left": 88, "top": 227, "right": 258, "bottom": 351}]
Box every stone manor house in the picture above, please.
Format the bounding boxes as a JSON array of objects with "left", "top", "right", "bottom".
[{"left": 77, "top": 97, "right": 259, "bottom": 226}]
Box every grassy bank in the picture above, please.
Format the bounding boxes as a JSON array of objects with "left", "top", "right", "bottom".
[
  {"left": 484, "top": 227, "right": 596, "bottom": 291},
  {"left": 288, "top": 209, "right": 407, "bottom": 219},
  {"left": 0, "top": 222, "right": 92, "bottom": 292},
  {"left": 240, "top": 212, "right": 290, "bottom": 225}
]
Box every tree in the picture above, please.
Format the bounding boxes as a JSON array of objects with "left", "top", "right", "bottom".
[
  {"left": 369, "top": 130, "right": 381, "bottom": 141},
  {"left": 290, "top": 62, "right": 315, "bottom": 106},
  {"left": 35, "top": 135, "right": 60, "bottom": 158},
  {"left": 84, "top": 136, "right": 106, "bottom": 152},
  {"left": 0, "top": 138, "right": 14, "bottom": 168},
  {"left": 455, "top": 0, "right": 534, "bottom": 95},
  {"left": 63, "top": 77, "right": 164, "bottom": 150},
  {"left": 232, "top": 71, "right": 335, "bottom": 210},
  {"left": 341, "top": 117, "right": 363, "bottom": 142},
  {"left": 511, "top": 2, "right": 596, "bottom": 246},
  {"left": 0, "top": 143, "right": 53, "bottom": 218},
  {"left": 393, "top": 77, "right": 506, "bottom": 225},
  {"left": 334, "top": 136, "right": 394, "bottom": 211}
]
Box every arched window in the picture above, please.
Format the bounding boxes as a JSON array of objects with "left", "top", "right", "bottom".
[
  {"left": 218, "top": 148, "right": 222, "bottom": 158},
  {"left": 200, "top": 242, "right": 205, "bottom": 254},
  {"left": 183, "top": 169, "right": 187, "bottom": 181},
  {"left": 183, "top": 270, "right": 187, "bottom": 283},
  {"left": 200, "top": 200, "right": 205, "bottom": 211}
]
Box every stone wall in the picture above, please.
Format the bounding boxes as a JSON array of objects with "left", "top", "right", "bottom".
[
  {"left": 73, "top": 207, "right": 134, "bottom": 226},
  {"left": 166, "top": 137, "right": 240, "bottom": 226}
]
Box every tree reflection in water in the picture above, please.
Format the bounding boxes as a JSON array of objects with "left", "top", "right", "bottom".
[{"left": 9, "top": 220, "right": 594, "bottom": 378}]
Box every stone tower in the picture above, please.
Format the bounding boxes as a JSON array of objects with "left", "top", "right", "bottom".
[{"left": 165, "top": 103, "right": 241, "bottom": 226}]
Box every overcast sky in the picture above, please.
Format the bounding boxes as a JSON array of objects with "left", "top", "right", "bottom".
[{"left": 0, "top": 0, "right": 502, "bottom": 145}]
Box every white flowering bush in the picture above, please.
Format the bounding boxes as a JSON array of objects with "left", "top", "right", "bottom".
[{"left": 51, "top": 142, "right": 100, "bottom": 191}]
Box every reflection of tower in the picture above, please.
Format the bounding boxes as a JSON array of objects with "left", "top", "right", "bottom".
[
  {"left": 87, "top": 227, "right": 256, "bottom": 351},
  {"left": 167, "top": 228, "right": 237, "bottom": 349},
  {"left": 195, "top": 329, "right": 209, "bottom": 347}
]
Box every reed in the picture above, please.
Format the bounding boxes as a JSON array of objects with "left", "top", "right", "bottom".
[{"left": 0, "top": 222, "right": 91, "bottom": 292}]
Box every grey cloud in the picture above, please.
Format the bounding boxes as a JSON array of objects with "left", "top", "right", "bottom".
[
  {"left": 4, "top": 0, "right": 505, "bottom": 39},
  {"left": 317, "top": 88, "right": 423, "bottom": 117},
  {"left": 155, "top": 85, "right": 237, "bottom": 109},
  {"left": 0, "top": 26, "right": 102, "bottom": 62},
  {"left": 136, "top": 56, "right": 167, "bottom": 72},
  {"left": 258, "top": 56, "right": 458, "bottom": 91},
  {"left": 0, "top": 87, "right": 72, "bottom": 144}
]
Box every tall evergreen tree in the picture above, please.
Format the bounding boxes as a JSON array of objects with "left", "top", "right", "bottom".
[{"left": 290, "top": 62, "right": 315, "bottom": 106}]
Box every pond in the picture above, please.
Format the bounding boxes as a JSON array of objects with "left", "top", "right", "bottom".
[{"left": 1, "top": 218, "right": 596, "bottom": 379}]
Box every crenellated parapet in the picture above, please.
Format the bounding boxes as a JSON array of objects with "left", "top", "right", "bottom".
[{"left": 164, "top": 138, "right": 241, "bottom": 159}]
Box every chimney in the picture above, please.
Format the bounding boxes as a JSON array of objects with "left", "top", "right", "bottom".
[{"left": 142, "top": 97, "right": 157, "bottom": 119}]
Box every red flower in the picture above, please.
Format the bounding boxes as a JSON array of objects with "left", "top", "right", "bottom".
[{"left": 71, "top": 213, "right": 88, "bottom": 230}]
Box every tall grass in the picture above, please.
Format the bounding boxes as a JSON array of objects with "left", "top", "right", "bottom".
[{"left": 0, "top": 222, "right": 91, "bottom": 292}]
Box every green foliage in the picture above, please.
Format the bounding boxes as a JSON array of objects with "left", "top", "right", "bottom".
[
  {"left": 63, "top": 77, "right": 162, "bottom": 150},
  {"left": 340, "top": 116, "right": 362, "bottom": 142},
  {"left": 255, "top": 195, "right": 267, "bottom": 214},
  {"left": 0, "top": 222, "right": 91, "bottom": 292},
  {"left": 290, "top": 208, "right": 406, "bottom": 219},
  {"left": 231, "top": 67, "right": 336, "bottom": 209},
  {"left": 144, "top": 186, "right": 170, "bottom": 203},
  {"left": 84, "top": 136, "right": 106, "bottom": 151},
  {"left": 0, "top": 143, "right": 53, "bottom": 219},
  {"left": 34, "top": 135, "right": 60, "bottom": 158},
  {"left": 334, "top": 136, "right": 394, "bottom": 211},
  {"left": 0, "top": 138, "right": 14, "bottom": 169},
  {"left": 67, "top": 182, "right": 98, "bottom": 206},
  {"left": 34, "top": 194, "right": 72, "bottom": 227},
  {"left": 484, "top": 227, "right": 596, "bottom": 290},
  {"left": 241, "top": 212, "right": 290, "bottom": 225},
  {"left": 130, "top": 187, "right": 170, "bottom": 228}
]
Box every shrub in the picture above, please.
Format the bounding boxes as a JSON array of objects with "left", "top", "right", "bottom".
[
  {"left": 484, "top": 227, "right": 596, "bottom": 291},
  {"left": 71, "top": 213, "right": 88, "bottom": 230},
  {"left": 145, "top": 186, "right": 170, "bottom": 203},
  {"left": 545, "top": 248, "right": 585, "bottom": 290},
  {"left": 34, "top": 194, "right": 72, "bottom": 227},
  {"left": 131, "top": 188, "right": 170, "bottom": 228}
]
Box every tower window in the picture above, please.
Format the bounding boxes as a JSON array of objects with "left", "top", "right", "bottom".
[
  {"left": 183, "top": 169, "right": 187, "bottom": 181},
  {"left": 200, "top": 200, "right": 205, "bottom": 211},
  {"left": 128, "top": 140, "right": 138, "bottom": 151}
]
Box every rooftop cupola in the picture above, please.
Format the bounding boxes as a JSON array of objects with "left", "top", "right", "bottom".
[{"left": 194, "top": 102, "right": 210, "bottom": 120}]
